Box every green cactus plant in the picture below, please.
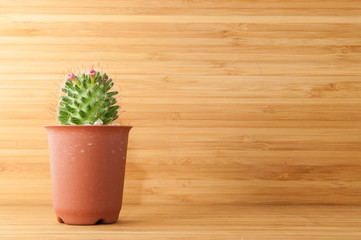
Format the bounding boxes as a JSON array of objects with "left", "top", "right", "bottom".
[{"left": 58, "top": 69, "right": 119, "bottom": 125}]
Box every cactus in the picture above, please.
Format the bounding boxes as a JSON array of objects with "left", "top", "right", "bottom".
[{"left": 58, "top": 69, "right": 119, "bottom": 125}]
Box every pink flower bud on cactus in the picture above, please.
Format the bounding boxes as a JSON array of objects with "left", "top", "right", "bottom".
[
  {"left": 89, "top": 69, "right": 96, "bottom": 80},
  {"left": 103, "top": 75, "right": 108, "bottom": 84},
  {"left": 67, "top": 73, "right": 77, "bottom": 82}
]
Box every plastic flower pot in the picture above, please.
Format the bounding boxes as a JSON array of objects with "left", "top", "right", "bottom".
[{"left": 45, "top": 125, "right": 132, "bottom": 225}]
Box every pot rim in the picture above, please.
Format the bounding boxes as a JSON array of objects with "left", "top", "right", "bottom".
[{"left": 44, "top": 125, "right": 132, "bottom": 129}]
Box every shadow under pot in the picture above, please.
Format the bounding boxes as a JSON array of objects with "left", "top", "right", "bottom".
[{"left": 44, "top": 125, "right": 132, "bottom": 225}]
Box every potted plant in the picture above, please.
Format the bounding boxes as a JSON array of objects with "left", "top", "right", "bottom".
[{"left": 45, "top": 69, "right": 132, "bottom": 225}]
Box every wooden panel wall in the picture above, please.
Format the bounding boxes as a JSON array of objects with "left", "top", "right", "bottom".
[{"left": 0, "top": 0, "right": 360, "bottom": 205}]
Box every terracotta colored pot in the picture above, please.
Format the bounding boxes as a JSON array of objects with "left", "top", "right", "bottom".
[{"left": 44, "top": 125, "right": 132, "bottom": 225}]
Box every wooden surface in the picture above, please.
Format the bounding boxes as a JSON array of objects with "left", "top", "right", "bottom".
[
  {"left": 0, "top": 204, "right": 360, "bottom": 240},
  {"left": 1, "top": 0, "right": 361, "bottom": 206}
]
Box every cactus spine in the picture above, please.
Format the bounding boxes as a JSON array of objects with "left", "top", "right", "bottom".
[{"left": 58, "top": 70, "right": 119, "bottom": 125}]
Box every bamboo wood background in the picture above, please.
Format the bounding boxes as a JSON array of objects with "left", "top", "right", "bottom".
[
  {"left": 1, "top": 204, "right": 361, "bottom": 239},
  {"left": 0, "top": 0, "right": 361, "bottom": 205}
]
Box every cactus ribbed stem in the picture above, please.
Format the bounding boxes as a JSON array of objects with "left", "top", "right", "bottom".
[{"left": 57, "top": 69, "right": 119, "bottom": 125}]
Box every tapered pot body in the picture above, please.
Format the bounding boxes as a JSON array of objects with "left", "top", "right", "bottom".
[{"left": 45, "top": 125, "right": 132, "bottom": 225}]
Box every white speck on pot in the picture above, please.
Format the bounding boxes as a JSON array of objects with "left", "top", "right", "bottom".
[
  {"left": 80, "top": 149, "right": 85, "bottom": 153},
  {"left": 121, "top": 141, "right": 124, "bottom": 144},
  {"left": 122, "top": 156, "right": 125, "bottom": 160},
  {"left": 88, "top": 143, "right": 93, "bottom": 146},
  {"left": 112, "top": 150, "right": 116, "bottom": 154}
]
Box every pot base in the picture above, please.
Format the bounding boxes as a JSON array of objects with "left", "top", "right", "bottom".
[{"left": 56, "top": 213, "right": 119, "bottom": 225}]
